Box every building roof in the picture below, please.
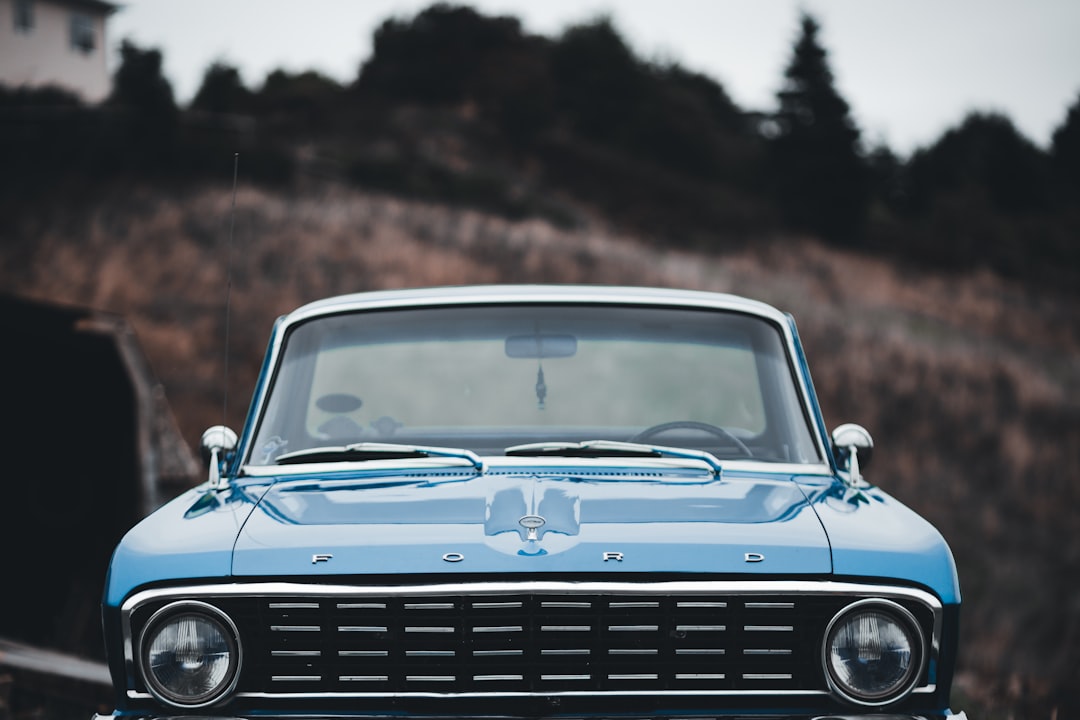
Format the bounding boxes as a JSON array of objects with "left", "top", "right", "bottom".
[{"left": 54, "top": 0, "right": 120, "bottom": 15}]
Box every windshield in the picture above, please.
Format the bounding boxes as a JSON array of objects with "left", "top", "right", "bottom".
[{"left": 247, "top": 304, "right": 822, "bottom": 466}]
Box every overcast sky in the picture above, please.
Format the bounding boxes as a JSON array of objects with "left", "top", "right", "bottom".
[{"left": 107, "top": 0, "right": 1080, "bottom": 157}]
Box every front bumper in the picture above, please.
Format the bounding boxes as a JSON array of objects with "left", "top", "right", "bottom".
[{"left": 94, "top": 713, "right": 970, "bottom": 720}]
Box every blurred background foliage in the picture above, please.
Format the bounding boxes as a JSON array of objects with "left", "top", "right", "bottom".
[
  {"left": 1, "top": 4, "right": 1078, "bottom": 719},
  {"left": 3, "top": 2, "right": 1077, "bottom": 289}
]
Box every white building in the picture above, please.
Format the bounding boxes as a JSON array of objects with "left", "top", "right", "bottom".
[{"left": 0, "top": 0, "right": 117, "bottom": 102}]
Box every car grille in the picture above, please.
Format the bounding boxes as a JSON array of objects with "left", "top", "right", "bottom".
[
  {"left": 236, "top": 591, "right": 847, "bottom": 695},
  {"left": 124, "top": 581, "right": 939, "bottom": 702}
]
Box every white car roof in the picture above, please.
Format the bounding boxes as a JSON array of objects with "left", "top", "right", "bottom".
[{"left": 284, "top": 284, "right": 790, "bottom": 328}]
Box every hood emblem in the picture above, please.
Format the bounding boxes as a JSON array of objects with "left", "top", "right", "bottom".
[{"left": 518, "top": 514, "right": 546, "bottom": 541}]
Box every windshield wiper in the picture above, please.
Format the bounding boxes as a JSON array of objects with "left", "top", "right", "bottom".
[
  {"left": 504, "top": 440, "right": 722, "bottom": 476},
  {"left": 275, "top": 442, "right": 486, "bottom": 472}
]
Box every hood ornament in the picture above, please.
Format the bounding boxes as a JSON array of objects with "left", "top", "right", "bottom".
[{"left": 518, "top": 514, "right": 546, "bottom": 541}]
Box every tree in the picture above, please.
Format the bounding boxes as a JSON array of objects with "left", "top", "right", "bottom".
[
  {"left": 904, "top": 112, "right": 1050, "bottom": 215},
  {"left": 356, "top": 3, "right": 530, "bottom": 106},
  {"left": 354, "top": 3, "right": 554, "bottom": 143},
  {"left": 105, "top": 39, "right": 179, "bottom": 169},
  {"left": 1050, "top": 91, "right": 1080, "bottom": 198},
  {"left": 191, "top": 62, "right": 254, "bottom": 115},
  {"left": 769, "top": 13, "right": 868, "bottom": 244},
  {"left": 550, "top": 17, "right": 647, "bottom": 142},
  {"left": 895, "top": 113, "right": 1060, "bottom": 278},
  {"left": 658, "top": 64, "right": 744, "bottom": 135},
  {"left": 108, "top": 39, "right": 177, "bottom": 124}
]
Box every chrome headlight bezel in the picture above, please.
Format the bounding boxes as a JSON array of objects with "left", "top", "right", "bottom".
[
  {"left": 137, "top": 600, "right": 242, "bottom": 709},
  {"left": 821, "top": 598, "right": 927, "bottom": 707}
]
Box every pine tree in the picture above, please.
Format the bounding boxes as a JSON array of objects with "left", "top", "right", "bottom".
[
  {"left": 1050, "top": 92, "right": 1080, "bottom": 198},
  {"left": 770, "top": 13, "right": 868, "bottom": 244}
]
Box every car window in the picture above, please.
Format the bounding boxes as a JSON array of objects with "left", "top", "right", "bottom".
[{"left": 249, "top": 304, "right": 821, "bottom": 465}]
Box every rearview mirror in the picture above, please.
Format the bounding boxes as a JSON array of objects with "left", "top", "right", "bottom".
[{"left": 505, "top": 334, "right": 578, "bottom": 359}]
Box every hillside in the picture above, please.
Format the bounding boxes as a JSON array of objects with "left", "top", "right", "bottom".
[{"left": 2, "top": 180, "right": 1078, "bottom": 718}]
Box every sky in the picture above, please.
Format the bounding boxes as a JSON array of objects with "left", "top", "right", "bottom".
[{"left": 106, "top": 0, "right": 1080, "bottom": 157}]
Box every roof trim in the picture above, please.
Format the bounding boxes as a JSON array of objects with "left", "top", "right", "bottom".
[{"left": 284, "top": 285, "right": 790, "bottom": 328}]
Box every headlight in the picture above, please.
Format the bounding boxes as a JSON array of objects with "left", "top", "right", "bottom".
[
  {"left": 822, "top": 599, "right": 925, "bottom": 706},
  {"left": 139, "top": 601, "right": 241, "bottom": 708}
]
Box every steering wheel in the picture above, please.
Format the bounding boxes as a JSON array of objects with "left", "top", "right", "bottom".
[{"left": 630, "top": 420, "right": 753, "bottom": 458}]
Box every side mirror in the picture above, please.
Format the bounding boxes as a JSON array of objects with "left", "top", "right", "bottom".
[
  {"left": 201, "top": 425, "right": 238, "bottom": 490},
  {"left": 831, "top": 423, "right": 873, "bottom": 486}
]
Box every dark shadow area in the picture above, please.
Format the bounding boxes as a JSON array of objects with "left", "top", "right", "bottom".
[
  {"left": 0, "top": 295, "right": 198, "bottom": 716},
  {"left": 0, "top": 296, "right": 197, "bottom": 672},
  {"left": 0, "top": 296, "right": 140, "bottom": 661}
]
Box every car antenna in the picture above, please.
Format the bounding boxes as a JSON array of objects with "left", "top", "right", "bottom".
[
  {"left": 204, "top": 153, "right": 240, "bottom": 490},
  {"left": 200, "top": 152, "right": 240, "bottom": 490},
  {"left": 223, "top": 152, "right": 239, "bottom": 433}
]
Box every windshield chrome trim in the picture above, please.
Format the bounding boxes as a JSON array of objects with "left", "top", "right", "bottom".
[
  {"left": 237, "top": 287, "right": 832, "bottom": 472},
  {"left": 120, "top": 580, "right": 941, "bottom": 703}
]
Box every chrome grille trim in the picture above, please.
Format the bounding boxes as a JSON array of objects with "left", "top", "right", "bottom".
[
  {"left": 122, "top": 580, "right": 944, "bottom": 606},
  {"left": 404, "top": 626, "right": 454, "bottom": 633},
  {"left": 120, "top": 580, "right": 943, "bottom": 701}
]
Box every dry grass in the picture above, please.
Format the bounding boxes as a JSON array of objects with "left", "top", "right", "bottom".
[{"left": 4, "top": 182, "right": 1078, "bottom": 718}]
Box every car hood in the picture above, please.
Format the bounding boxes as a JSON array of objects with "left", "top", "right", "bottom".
[{"left": 231, "top": 465, "right": 832, "bottom": 576}]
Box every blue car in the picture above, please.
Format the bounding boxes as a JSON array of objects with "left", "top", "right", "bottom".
[{"left": 96, "top": 285, "right": 965, "bottom": 719}]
